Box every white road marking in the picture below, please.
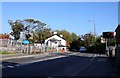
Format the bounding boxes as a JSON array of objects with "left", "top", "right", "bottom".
[
  {"left": 3, "top": 53, "right": 96, "bottom": 69},
  {"left": 15, "top": 65, "right": 20, "bottom": 66},
  {"left": 97, "top": 58, "right": 107, "bottom": 62},
  {"left": 68, "top": 53, "right": 78, "bottom": 56},
  {"left": 20, "top": 55, "right": 68, "bottom": 66},
  {"left": 71, "top": 53, "right": 95, "bottom": 58},
  {"left": 2, "top": 55, "right": 69, "bottom": 68},
  {"left": 34, "top": 55, "right": 47, "bottom": 58},
  {"left": 1, "top": 64, "right": 20, "bottom": 69},
  {"left": 48, "top": 77, "right": 54, "bottom": 78},
  {"left": 6, "top": 65, "right": 14, "bottom": 68},
  {"left": 1, "top": 55, "right": 68, "bottom": 69},
  {"left": 90, "top": 54, "right": 96, "bottom": 61},
  {"left": 71, "top": 54, "right": 97, "bottom": 76}
]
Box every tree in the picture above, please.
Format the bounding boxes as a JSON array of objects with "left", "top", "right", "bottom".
[
  {"left": 9, "top": 19, "right": 46, "bottom": 41},
  {"left": 96, "top": 36, "right": 102, "bottom": 45},
  {"left": 70, "top": 37, "right": 84, "bottom": 51},
  {"left": 83, "top": 33, "right": 95, "bottom": 47},
  {"left": 95, "top": 36, "right": 106, "bottom": 54},
  {"left": 55, "top": 30, "right": 72, "bottom": 43},
  {"left": 71, "top": 32, "right": 78, "bottom": 41},
  {"left": 109, "top": 38, "right": 115, "bottom": 46},
  {"left": 33, "top": 27, "right": 52, "bottom": 43},
  {"left": 8, "top": 20, "right": 24, "bottom": 40},
  {"left": 23, "top": 19, "right": 46, "bottom": 40}
]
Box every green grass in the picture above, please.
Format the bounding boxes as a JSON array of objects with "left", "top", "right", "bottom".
[{"left": 0, "top": 52, "right": 12, "bottom": 54}]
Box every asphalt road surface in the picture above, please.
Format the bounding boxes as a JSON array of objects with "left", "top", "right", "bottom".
[{"left": 1, "top": 52, "right": 120, "bottom": 78}]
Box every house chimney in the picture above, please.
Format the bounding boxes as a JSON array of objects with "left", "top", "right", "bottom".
[
  {"left": 60, "top": 35, "right": 63, "bottom": 37},
  {"left": 54, "top": 32, "right": 57, "bottom": 35}
]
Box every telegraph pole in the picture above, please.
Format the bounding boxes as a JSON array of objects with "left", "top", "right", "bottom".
[{"left": 88, "top": 20, "right": 96, "bottom": 53}]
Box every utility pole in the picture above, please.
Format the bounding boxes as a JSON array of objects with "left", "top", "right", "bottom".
[{"left": 88, "top": 20, "right": 96, "bottom": 53}]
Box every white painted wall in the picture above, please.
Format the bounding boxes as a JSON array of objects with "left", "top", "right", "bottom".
[
  {"left": 45, "top": 34, "right": 66, "bottom": 52},
  {"left": 45, "top": 35, "right": 66, "bottom": 47}
]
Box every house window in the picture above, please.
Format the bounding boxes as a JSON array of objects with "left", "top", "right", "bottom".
[
  {"left": 58, "top": 41, "right": 61, "bottom": 45},
  {"left": 55, "top": 41, "right": 57, "bottom": 44}
]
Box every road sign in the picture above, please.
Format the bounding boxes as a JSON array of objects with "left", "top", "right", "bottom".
[
  {"left": 103, "top": 32, "right": 114, "bottom": 38},
  {"left": 22, "top": 40, "right": 30, "bottom": 44}
]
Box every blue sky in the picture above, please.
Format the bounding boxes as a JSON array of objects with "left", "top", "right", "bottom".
[
  {"left": 2, "top": 2, "right": 118, "bottom": 36},
  {"left": 118, "top": 2, "right": 120, "bottom": 24}
]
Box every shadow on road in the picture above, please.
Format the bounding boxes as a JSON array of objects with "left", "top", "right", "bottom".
[{"left": 2, "top": 54, "right": 120, "bottom": 78}]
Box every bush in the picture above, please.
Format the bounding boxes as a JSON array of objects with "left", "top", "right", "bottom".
[
  {"left": 96, "top": 43, "right": 106, "bottom": 54},
  {"left": 86, "top": 43, "right": 106, "bottom": 54},
  {"left": 86, "top": 46, "right": 94, "bottom": 53}
]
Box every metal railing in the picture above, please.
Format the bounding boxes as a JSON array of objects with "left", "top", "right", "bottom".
[{"left": 0, "top": 39, "right": 58, "bottom": 54}]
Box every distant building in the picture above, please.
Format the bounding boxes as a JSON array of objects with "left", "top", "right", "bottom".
[
  {"left": 0, "top": 33, "right": 10, "bottom": 40},
  {"left": 0, "top": 33, "right": 10, "bottom": 47},
  {"left": 45, "top": 32, "right": 66, "bottom": 52}
]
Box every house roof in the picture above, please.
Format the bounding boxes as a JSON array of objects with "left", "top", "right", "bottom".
[
  {"left": 47, "top": 34, "right": 66, "bottom": 40},
  {"left": 115, "top": 24, "right": 120, "bottom": 32}
]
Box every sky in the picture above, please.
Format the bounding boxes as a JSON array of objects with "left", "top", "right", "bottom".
[
  {"left": 1, "top": 0, "right": 120, "bottom": 2},
  {"left": 2, "top": 2, "right": 118, "bottom": 36},
  {"left": 118, "top": 2, "right": 120, "bottom": 24}
]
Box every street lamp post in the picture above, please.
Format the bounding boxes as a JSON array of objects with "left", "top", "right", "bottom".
[
  {"left": 88, "top": 20, "right": 96, "bottom": 53},
  {"left": 88, "top": 20, "right": 96, "bottom": 38}
]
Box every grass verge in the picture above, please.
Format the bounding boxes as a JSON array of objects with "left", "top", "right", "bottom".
[{"left": 0, "top": 52, "right": 13, "bottom": 54}]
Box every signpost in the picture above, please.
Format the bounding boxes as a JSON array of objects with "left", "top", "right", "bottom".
[
  {"left": 22, "top": 40, "right": 30, "bottom": 44},
  {"left": 103, "top": 32, "right": 114, "bottom": 57},
  {"left": 22, "top": 40, "right": 30, "bottom": 54}
]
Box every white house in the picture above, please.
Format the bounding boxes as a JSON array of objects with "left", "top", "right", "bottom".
[{"left": 45, "top": 32, "right": 67, "bottom": 52}]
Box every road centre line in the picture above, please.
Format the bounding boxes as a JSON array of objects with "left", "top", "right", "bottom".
[
  {"left": 90, "top": 54, "right": 97, "bottom": 61},
  {"left": 71, "top": 54, "right": 97, "bottom": 77}
]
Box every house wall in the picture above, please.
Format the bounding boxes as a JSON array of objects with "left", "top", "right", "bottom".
[
  {"left": 116, "top": 29, "right": 120, "bottom": 45},
  {"left": 47, "top": 41, "right": 59, "bottom": 48},
  {"left": 115, "top": 25, "right": 120, "bottom": 70},
  {"left": 45, "top": 35, "right": 66, "bottom": 47},
  {"left": 45, "top": 35, "right": 66, "bottom": 52}
]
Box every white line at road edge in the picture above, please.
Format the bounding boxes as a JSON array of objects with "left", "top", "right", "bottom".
[
  {"left": 2, "top": 53, "right": 73, "bottom": 69},
  {"left": 19, "top": 53, "right": 78, "bottom": 66},
  {"left": 20, "top": 55, "right": 68, "bottom": 66},
  {"left": 71, "top": 54, "right": 97, "bottom": 77},
  {"left": 1, "top": 52, "right": 51, "bottom": 61},
  {"left": 2, "top": 55, "right": 68, "bottom": 69},
  {"left": 0, "top": 52, "right": 69, "bottom": 61}
]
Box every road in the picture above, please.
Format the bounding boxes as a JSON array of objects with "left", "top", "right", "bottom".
[{"left": 1, "top": 52, "right": 120, "bottom": 78}]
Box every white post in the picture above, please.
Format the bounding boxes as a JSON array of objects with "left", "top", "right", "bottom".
[{"left": 106, "top": 38, "right": 108, "bottom": 56}]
